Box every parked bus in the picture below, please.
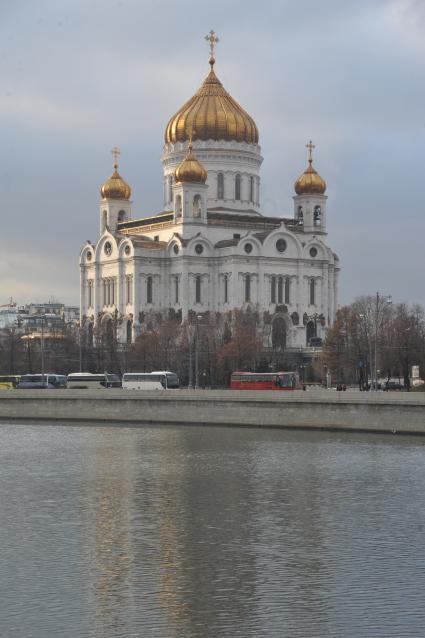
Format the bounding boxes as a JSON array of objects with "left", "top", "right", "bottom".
[
  {"left": 230, "top": 371, "right": 301, "bottom": 391},
  {"left": 17, "top": 374, "right": 67, "bottom": 389},
  {"left": 67, "top": 372, "right": 121, "bottom": 389},
  {"left": 0, "top": 375, "right": 21, "bottom": 390},
  {"left": 122, "top": 371, "right": 180, "bottom": 390}
]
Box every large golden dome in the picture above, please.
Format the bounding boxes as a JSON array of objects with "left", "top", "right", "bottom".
[
  {"left": 175, "top": 144, "right": 207, "bottom": 183},
  {"left": 165, "top": 64, "right": 259, "bottom": 145},
  {"left": 100, "top": 152, "right": 131, "bottom": 200},
  {"left": 294, "top": 141, "right": 326, "bottom": 195}
]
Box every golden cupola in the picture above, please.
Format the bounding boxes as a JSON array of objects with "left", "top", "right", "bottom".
[
  {"left": 294, "top": 141, "right": 326, "bottom": 195},
  {"left": 165, "top": 32, "right": 258, "bottom": 145},
  {"left": 100, "top": 148, "right": 132, "bottom": 200},
  {"left": 175, "top": 143, "right": 207, "bottom": 184}
]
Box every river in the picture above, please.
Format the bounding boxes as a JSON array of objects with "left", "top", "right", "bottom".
[{"left": 1, "top": 423, "right": 424, "bottom": 637}]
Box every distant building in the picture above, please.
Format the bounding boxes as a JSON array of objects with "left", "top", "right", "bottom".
[{"left": 79, "top": 33, "right": 339, "bottom": 351}]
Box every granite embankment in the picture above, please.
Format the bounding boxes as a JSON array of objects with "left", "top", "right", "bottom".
[{"left": 0, "top": 389, "right": 425, "bottom": 434}]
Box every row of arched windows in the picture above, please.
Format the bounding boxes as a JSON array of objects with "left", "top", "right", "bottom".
[
  {"left": 102, "top": 278, "right": 116, "bottom": 307},
  {"left": 297, "top": 205, "right": 322, "bottom": 226},
  {"left": 174, "top": 194, "right": 202, "bottom": 218},
  {"left": 271, "top": 277, "right": 290, "bottom": 305},
  {"left": 166, "top": 173, "right": 259, "bottom": 205},
  {"left": 217, "top": 173, "right": 258, "bottom": 203}
]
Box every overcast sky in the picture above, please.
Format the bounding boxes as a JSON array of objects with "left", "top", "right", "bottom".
[{"left": 0, "top": 0, "right": 424, "bottom": 307}]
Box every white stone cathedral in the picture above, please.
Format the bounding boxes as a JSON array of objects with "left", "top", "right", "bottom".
[{"left": 79, "top": 32, "right": 339, "bottom": 351}]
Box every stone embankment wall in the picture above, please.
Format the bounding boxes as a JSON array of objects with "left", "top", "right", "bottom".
[{"left": 0, "top": 390, "right": 425, "bottom": 434}]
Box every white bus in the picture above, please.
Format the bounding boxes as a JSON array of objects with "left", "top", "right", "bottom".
[
  {"left": 122, "top": 371, "right": 180, "bottom": 390},
  {"left": 67, "top": 372, "right": 121, "bottom": 389}
]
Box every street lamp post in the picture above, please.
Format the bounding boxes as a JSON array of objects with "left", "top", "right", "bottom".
[
  {"left": 194, "top": 314, "right": 203, "bottom": 389},
  {"left": 40, "top": 314, "right": 46, "bottom": 388},
  {"left": 373, "top": 292, "right": 392, "bottom": 391}
]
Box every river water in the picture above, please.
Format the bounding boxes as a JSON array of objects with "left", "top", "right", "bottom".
[{"left": 1, "top": 423, "right": 424, "bottom": 637}]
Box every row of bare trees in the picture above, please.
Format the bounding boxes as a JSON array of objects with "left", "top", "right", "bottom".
[
  {"left": 0, "top": 310, "right": 284, "bottom": 387},
  {"left": 322, "top": 296, "right": 425, "bottom": 389}
]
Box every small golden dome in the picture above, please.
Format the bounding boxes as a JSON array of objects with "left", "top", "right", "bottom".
[
  {"left": 175, "top": 144, "right": 207, "bottom": 184},
  {"left": 294, "top": 141, "right": 326, "bottom": 195},
  {"left": 165, "top": 66, "right": 259, "bottom": 145},
  {"left": 100, "top": 148, "right": 131, "bottom": 200}
]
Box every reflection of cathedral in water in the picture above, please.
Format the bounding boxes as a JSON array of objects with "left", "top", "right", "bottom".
[{"left": 79, "top": 31, "right": 339, "bottom": 352}]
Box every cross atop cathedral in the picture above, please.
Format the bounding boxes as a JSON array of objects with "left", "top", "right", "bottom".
[
  {"left": 205, "top": 30, "right": 219, "bottom": 67},
  {"left": 111, "top": 146, "right": 120, "bottom": 168},
  {"left": 306, "top": 140, "right": 315, "bottom": 163}
]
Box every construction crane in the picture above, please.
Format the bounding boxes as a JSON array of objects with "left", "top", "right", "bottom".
[{"left": 0, "top": 297, "right": 17, "bottom": 309}]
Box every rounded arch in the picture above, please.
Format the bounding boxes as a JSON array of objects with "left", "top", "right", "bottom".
[
  {"left": 193, "top": 194, "right": 202, "bottom": 218},
  {"left": 126, "top": 319, "right": 133, "bottom": 344},
  {"left": 188, "top": 235, "right": 214, "bottom": 256},
  {"left": 264, "top": 230, "right": 302, "bottom": 259},
  {"left": 272, "top": 316, "right": 288, "bottom": 351},
  {"left": 94, "top": 233, "right": 118, "bottom": 262},
  {"left": 239, "top": 236, "right": 262, "bottom": 256},
  {"left": 217, "top": 172, "right": 224, "bottom": 199},
  {"left": 175, "top": 194, "right": 182, "bottom": 218},
  {"left": 306, "top": 320, "right": 316, "bottom": 346},
  {"left": 118, "top": 239, "right": 133, "bottom": 258}
]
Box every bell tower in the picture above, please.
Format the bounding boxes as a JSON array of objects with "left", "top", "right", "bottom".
[
  {"left": 99, "top": 147, "right": 132, "bottom": 233},
  {"left": 293, "top": 141, "right": 327, "bottom": 234}
]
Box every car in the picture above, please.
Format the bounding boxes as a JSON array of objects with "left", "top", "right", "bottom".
[{"left": 383, "top": 381, "right": 404, "bottom": 391}]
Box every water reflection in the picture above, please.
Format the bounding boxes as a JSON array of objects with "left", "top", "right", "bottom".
[{"left": 0, "top": 425, "right": 425, "bottom": 637}]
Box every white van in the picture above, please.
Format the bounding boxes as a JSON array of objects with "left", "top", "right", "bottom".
[{"left": 122, "top": 371, "right": 179, "bottom": 390}]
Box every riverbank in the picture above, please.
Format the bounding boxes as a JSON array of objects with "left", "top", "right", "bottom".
[{"left": 1, "top": 389, "right": 425, "bottom": 434}]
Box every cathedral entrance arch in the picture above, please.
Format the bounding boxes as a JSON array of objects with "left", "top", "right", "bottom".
[
  {"left": 306, "top": 320, "right": 316, "bottom": 346},
  {"left": 272, "top": 316, "right": 287, "bottom": 351}
]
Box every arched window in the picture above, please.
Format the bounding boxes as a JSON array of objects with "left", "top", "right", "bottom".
[
  {"left": 224, "top": 275, "right": 228, "bottom": 304},
  {"left": 249, "top": 176, "right": 254, "bottom": 203},
  {"left": 244, "top": 275, "right": 251, "bottom": 303},
  {"left": 125, "top": 275, "right": 132, "bottom": 305},
  {"left": 298, "top": 206, "right": 304, "bottom": 225},
  {"left": 87, "top": 280, "right": 93, "bottom": 308},
  {"left": 272, "top": 317, "right": 287, "bottom": 351},
  {"left": 118, "top": 210, "right": 126, "bottom": 223},
  {"left": 193, "top": 194, "right": 202, "bottom": 218},
  {"left": 270, "top": 276, "right": 276, "bottom": 304},
  {"left": 306, "top": 321, "right": 316, "bottom": 346},
  {"left": 111, "top": 279, "right": 115, "bottom": 305},
  {"left": 147, "top": 276, "right": 153, "bottom": 304},
  {"left": 314, "top": 205, "right": 321, "bottom": 226},
  {"left": 309, "top": 278, "right": 315, "bottom": 305},
  {"left": 235, "top": 174, "right": 241, "bottom": 200},
  {"left": 126, "top": 320, "right": 132, "bottom": 344},
  {"left": 174, "top": 277, "right": 179, "bottom": 304},
  {"left": 277, "top": 277, "right": 283, "bottom": 304},
  {"left": 102, "top": 209, "right": 107, "bottom": 231},
  {"left": 285, "top": 278, "right": 290, "bottom": 304},
  {"left": 175, "top": 194, "right": 182, "bottom": 218},
  {"left": 195, "top": 276, "right": 202, "bottom": 304},
  {"left": 106, "top": 279, "right": 111, "bottom": 306},
  {"left": 217, "top": 173, "right": 224, "bottom": 199}
]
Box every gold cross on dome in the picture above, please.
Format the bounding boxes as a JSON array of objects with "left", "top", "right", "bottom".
[
  {"left": 205, "top": 30, "right": 219, "bottom": 66},
  {"left": 306, "top": 140, "right": 315, "bottom": 163},
  {"left": 111, "top": 146, "right": 120, "bottom": 167}
]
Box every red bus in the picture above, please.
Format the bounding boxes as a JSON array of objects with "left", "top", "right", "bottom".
[{"left": 230, "top": 371, "right": 301, "bottom": 391}]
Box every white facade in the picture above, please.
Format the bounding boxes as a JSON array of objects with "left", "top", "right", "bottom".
[{"left": 79, "top": 53, "right": 339, "bottom": 352}]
